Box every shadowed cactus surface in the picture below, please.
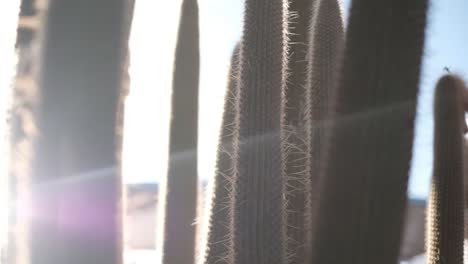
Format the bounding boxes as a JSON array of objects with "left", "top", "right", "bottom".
[
  {"left": 157, "top": 0, "right": 200, "bottom": 263},
  {"left": 304, "top": 0, "right": 344, "bottom": 260},
  {"left": 426, "top": 75, "right": 466, "bottom": 264},
  {"left": 281, "top": 0, "right": 314, "bottom": 262},
  {"left": 202, "top": 44, "right": 240, "bottom": 264},
  {"left": 20, "top": 0, "right": 129, "bottom": 263},
  {"left": 231, "top": 0, "right": 287, "bottom": 263},
  {"left": 308, "top": 1, "right": 428, "bottom": 264}
]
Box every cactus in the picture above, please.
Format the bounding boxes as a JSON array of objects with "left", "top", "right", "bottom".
[
  {"left": 157, "top": 0, "right": 199, "bottom": 263},
  {"left": 281, "top": 0, "right": 314, "bottom": 262},
  {"left": 465, "top": 132, "right": 468, "bottom": 242},
  {"left": 202, "top": 44, "right": 240, "bottom": 264},
  {"left": 308, "top": 1, "right": 428, "bottom": 264},
  {"left": 426, "top": 75, "right": 466, "bottom": 264},
  {"left": 230, "top": 1, "right": 287, "bottom": 263},
  {"left": 304, "top": 0, "right": 344, "bottom": 260},
  {"left": 15, "top": 0, "right": 129, "bottom": 263}
]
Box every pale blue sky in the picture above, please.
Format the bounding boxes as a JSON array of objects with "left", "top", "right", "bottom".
[
  {"left": 406, "top": 0, "right": 468, "bottom": 199},
  {"left": 125, "top": 0, "right": 468, "bottom": 201}
]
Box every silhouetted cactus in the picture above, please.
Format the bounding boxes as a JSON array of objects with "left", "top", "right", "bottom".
[
  {"left": 16, "top": 0, "right": 129, "bottom": 263},
  {"left": 304, "top": 0, "right": 344, "bottom": 260},
  {"left": 426, "top": 75, "right": 466, "bottom": 264},
  {"left": 281, "top": 1, "right": 313, "bottom": 262},
  {"left": 465, "top": 135, "right": 468, "bottom": 241},
  {"left": 231, "top": 1, "right": 287, "bottom": 263},
  {"left": 202, "top": 44, "right": 240, "bottom": 264},
  {"left": 308, "top": 1, "right": 428, "bottom": 264},
  {"left": 157, "top": 0, "right": 199, "bottom": 263}
]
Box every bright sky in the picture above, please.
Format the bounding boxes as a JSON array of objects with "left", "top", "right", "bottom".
[
  {"left": 124, "top": 0, "right": 468, "bottom": 200},
  {"left": 0, "top": 0, "right": 20, "bottom": 255},
  {"left": 122, "top": 0, "right": 243, "bottom": 186}
]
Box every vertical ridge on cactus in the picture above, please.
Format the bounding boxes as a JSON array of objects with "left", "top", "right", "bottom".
[
  {"left": 231, "top": 1, "right": 287, "bottom": 263},
  {"left": 304, "top": 0, "right": 344, "bottom": 260},
  {"left": 158, "top": 0, "right": 200, "bottom": 263},
  {"left": 202, "top": 44, "right": 240, "bottom": 264},
  {"left": 426, "top": 75, "right": 466, "bottom": 264},
  {"left": 27, "top": 0, "right": 128, "bottom": 263},
  {"left": 281, "top": 0, "right": 314, "bottom": 262},
  {"left": 308, "top": 0, "right": 428, "bottom": 263}
]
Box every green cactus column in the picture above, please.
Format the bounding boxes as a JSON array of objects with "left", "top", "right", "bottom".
[
  {"left": 231, "top": 1, "right": 287, "bottom": 263},
  {"left": 308, "top": 1, "right": 428, "bottom": 264},
  {"left": 426, "top": 75, "right": 466, "bottom": 264},
  {"left": 202, "top": 44, "right": 240, "bottom": 264},
  {"left": 281, "top": 0, "right": 314, "bottom": 262},
  {"left": 27, "top": 0, "right": 128, "bottom": 263},
  {"left": 158, "top": 0, "right": 199, "bottom": 263}
]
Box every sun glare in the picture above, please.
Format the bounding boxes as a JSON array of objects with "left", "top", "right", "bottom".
[{"left": 0, "top": 1, "right": 20, "bottom": 262}]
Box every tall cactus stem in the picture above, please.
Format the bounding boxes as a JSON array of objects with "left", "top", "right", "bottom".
[
  {"left": 426, "top": 75, "right": 466, "bottom": 264},
  {"left": 202, "top": 44, "right": 240, "bottom": 264},
  {"left": 281, "top": 0, "right": 314, "bottom": 262},
  {"left": 304, "top": 0, "right": 344, "bottom": 260},
  {"left": 27, "top": 0, "right": 128, "bottom": 263},
  {"left": 157, "top": 0, "right": 200, "bottom": 263},
  {"left": 231, "top": 0, "right": 287, "bottom": 263},
  {"left": 309, "top": 1, "right": 428, "bottom": 263}
]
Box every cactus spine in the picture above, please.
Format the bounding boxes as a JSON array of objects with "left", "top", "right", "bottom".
[
  {"left": 281, "top": 0, "right": 314, "bottom": 262},
  {"left": 158, "top": 0, "right": 199, "bottom": 263},
  {"left": 202, "top": 44, "right": 240, "bottom": 264},
  {"left": 426, "top": 75, "right": 466, "bottom": 264},
  {"left": 231, "top": 0, "right": 287, "bottom": 263},
  {"left": 308, "top": 0, "right": 428, "bottom": 263},
  {"left": 304, "top": 0, "right": 344, "bottom": 260},
  {"left": 23, "top": 0, "right": 128, "bottom": 263}
]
